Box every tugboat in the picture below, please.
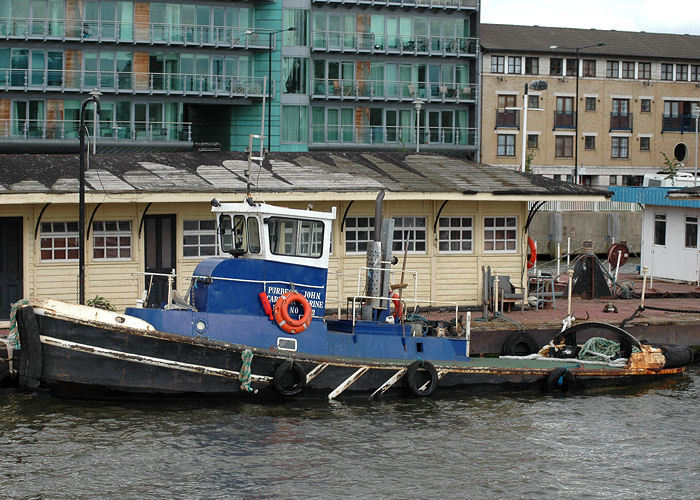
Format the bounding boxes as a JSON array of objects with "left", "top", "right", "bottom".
[{"left": 11, "top": 189, "right": 693, "bottom": 400}]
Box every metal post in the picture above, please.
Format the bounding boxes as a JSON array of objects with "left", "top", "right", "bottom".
[
  {"left": 465, "top": 311, "right": 471, "bottom": 357},
  {"left": 268, "top": 32, "right": 272, "bottom": 153},
  {"left": 692, "top": 106, "right": 700, "bottom": 186},
  {"left": 567, "top": 268, "right": 574, "bottom": 316},
  {"left": 520, "top": 82, "right": 528, "bottom": 172},
  {"left": 641, "top": 266, "right": 648, "bottom": 308},
  {"left": 414, "top": 99, "right": 423, "bottom": 153},
  {"left": 574, "top": 48, "right": 580, "bottom": 184}
]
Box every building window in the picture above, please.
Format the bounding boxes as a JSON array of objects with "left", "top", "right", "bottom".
[
  {"left": 525, "top": 57, "right": 539, "bottom": 75},
  {"left": 183, "top": 219, "right": 218, "bottom": 258},
  {"left": 584, "top": 136, "right": 595, "bottom": 150},
  {"left": 497, "top": 134, "right": 515, "bottom": 156},
  {"left": 606, "top": 61, "right": 619, "bottom": 78},
  {"left": 392, "top": 217, "right": 426, "bottom": 253},
  {"left": 345, "top": 216, "right": 374, "bottom": 254},
  {"left": 438, "top": 217, "right": 473, "bottom": 253},
  {"left": 637, "top": 62, "right": 651, "bottom": 80},
  {"left": 623, "top": 175, "right": 643, "bottom": 186},
  {"left": 582, "top": 59, "right": 596, "bottom": 77},
  {"left": 484, "top": 216, "right": 517, "bottom": 252},
  {"left": 676, "top": 64, "right": 688, "bottom": 81},
  {"left": 611, "top": 137, "right": 629, "bottom": 158},
  {"left": 686, "top": 216, "right": 698, "bottom": 248},
  {"left": 549, "top": 58, "right": 563, "bottom": 76},
  {"left": 692, "top": 65, "right": 700, "bottom": 82},
  {"left": 661, "top": 63, "right": 673, "bottom": 80},
  {"left": 491, "top": 55, "right": 505, "bottom": 73},
  {"left": 565, "top": 59, "right": 577, "bottom": 77},
  {"left": 654, "top": 214, "right": 666, "bottom": 246},
  {"left": 621, "top": 61, "right": 635, "bottom": 79},
  {"left": 555, "top": 136, "right": 573, "bottom": 157},
  {"left": 527, "top": 134, "right": 538, "bottom": 149},
  {"left": 93, "top": 221, "right": 132, "bottom": 260},
  {"left": 640, "top": 136, "right": 650, "bottom": 151},
  {"left": 609, "top": 175, "right": 618, "bottom": 185},
  {"left": 281, "top": 106, "right": 308, "bottom": 143},
  {"left": 283, "top": 57, "right": 309, "bottom": 94},
  {"left": 585, "top": 97, "right": 596, "bottom": 111},
  {"left": 283, "top": 9, "right": 309, "bottom": 46},
  {"left": 641, "top": 99, "right": 651, "bottom": 113},
  {"left": 508, "top": 56, "right": 521, "bottom": 74},
  {"left": 40, "top": 222, "right": 79, "bottom": 261},
  {"left": 528, "top": 95, "right": 539, "bottom": 109}
]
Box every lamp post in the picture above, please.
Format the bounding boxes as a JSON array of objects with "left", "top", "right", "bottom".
[
  {"left": 520, "top": 80, "right": 548, "bottom": 172},
  {"left": 692, "top": 106, "right": 700, "bottom": 187},
  {"left": 550, "top": 42, "right": 606, "bottom": 184},
  {"left": 413, "top": 98, "right": 423, "bottom": 153},
  {"left": 246, "top": 27, "right": 296, "bottom": 153},
  {"left": 78, "top": 92, "right": 101, "bottom": 305}
]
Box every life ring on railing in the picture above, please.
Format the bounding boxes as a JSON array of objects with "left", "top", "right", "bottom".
[
  {"left": 273, "top": 291, "right": 313, "bottom": 334},
  {"left": 527, "top": 237, "right": 537, "bottom": 269},
  {"left": 391, "top": 292, "right": 403, "bottom": 320}
]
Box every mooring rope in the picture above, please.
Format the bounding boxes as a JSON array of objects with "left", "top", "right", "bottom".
[
  {"left": 239, "top": 348, "right": 258, "bottom": 394},
  {"left": 7, "top": 299, "right": 29, "bottom": 350}
]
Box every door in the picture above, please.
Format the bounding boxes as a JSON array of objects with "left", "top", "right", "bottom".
[
  {"left": 144, "top": 214, "right": 176, "bottom": 308},
  {"left": 0, "top": 218, "right": 22, "bottom": 320}
]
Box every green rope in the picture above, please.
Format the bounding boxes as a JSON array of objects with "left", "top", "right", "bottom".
[
  {"left": 8, "top": 299, "right": 29, "bottom": 350},
  {"left": 578, "top": 337, "right": 639, "bottom": 362},
  {"left": 239, "top": 348, "right": 257, "bottom": 394}
]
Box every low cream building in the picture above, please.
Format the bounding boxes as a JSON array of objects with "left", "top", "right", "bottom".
[{"left": 0, "top": 151, "right": 607, "bottom": 318}]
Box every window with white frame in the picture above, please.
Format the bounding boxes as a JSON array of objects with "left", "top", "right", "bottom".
[
  {"left": 93, "top": 221, "right": 132, "bottom": 260},
  {"left": 491, "top": 55, "right": 505, "bottom": 73},
  {"left": 686, "top": 216, "right": 698, "bottom": 248},
  {"left": 611, "top": 137, "right": 629, "bottom": 158},
  {"left": 392, "top": 217, "right": 426, "bottom": 252},
  {"left": 40, "top": 222, "right": 79, "bottom": 261},
  {"left": 497, "top": 134, "right": 515, "bottom": 156},
  {"left": 183, "top": 219, "right": 218, "bottom": 258},
  {"left": 345, "top": 216, "right": 374, "bottom": 254},
  {"left": 507, "top": 56, "right": 521, "bottom": 74},
  {"left": 438, "top": 216, "right": 472, "bottom": 253},
  {"left": 484, "top": 216, "right": 517, "bottom": 252}
]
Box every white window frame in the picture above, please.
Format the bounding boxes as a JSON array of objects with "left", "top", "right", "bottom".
[
  {"left": 392, "top": 216, "right": 427, "bottom": 254},
  {"left": 40, "top": 221, "right": 79, "bottom": 262},
  {"left": 438, "top": 216, "right": 473, "bottom": 253},
  {"left": 685, "top": 216, "right": 698, "bottom": 249},
  {"left": 654, "top": 213, "right": 666, "bottom": 246},
  {"left": 93, "top": 220, "right": 132, "bottom": 261},
  {"left": 183, "top": 219, "right": 219, "bottom": 259},
  {"left": 344, "top": 216, "right": 375, "bottom": 254},
  {"left": 483, "top": 216, "right": 518, "bottom": 253}
]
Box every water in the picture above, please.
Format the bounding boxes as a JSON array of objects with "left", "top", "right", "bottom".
[{"left": 1, "top": 366, "right": 698, "bottom": 499}]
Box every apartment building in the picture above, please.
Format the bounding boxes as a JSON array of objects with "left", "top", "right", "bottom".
[
  {"left": 0, "top": 0, "right": 480, "bottom": 154},
  {"left": 480, "top": 24, "right": 700, "bottom": 187}
]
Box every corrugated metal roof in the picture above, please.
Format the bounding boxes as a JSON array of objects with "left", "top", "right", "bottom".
[{"left": 609, "top": 186, "right": 700, "bottom": 208}]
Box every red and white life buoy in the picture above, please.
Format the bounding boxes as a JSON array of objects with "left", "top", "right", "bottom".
[
  {"left": 527, "top": 237, "right": 537, "bottom": 269},
  {"left": 273, "top": 291, "right": 313, "bottom": 334},
  {"left": 391, "top": 292, "right": 403, "bottom": 320}
]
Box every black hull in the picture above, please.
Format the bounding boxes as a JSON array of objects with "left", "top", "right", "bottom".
[{"left": 16, "top": 307, "right": 687, "bottom": 401}]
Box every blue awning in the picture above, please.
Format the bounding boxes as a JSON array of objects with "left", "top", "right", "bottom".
[{"left": 609, "top": 187, "right": 700, "bottom": 208}]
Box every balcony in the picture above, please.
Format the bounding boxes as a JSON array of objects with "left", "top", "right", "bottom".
[
  {"left": 311, "top": 0, "right": 478, "bottom": 10},
  {"left": 310, "top": 124, "right": 478, "bottom": 149},
  {"left": 495, "top": 109, "right": 519, "bottom": 129},
  {"left": 553, "top": 111, "right": 575, "bottom": 129},
  {"left": 312, "top": 79, "right": 477, "bottom": 103},
  {"left": 0, "top": 69, "right": 269, "bottom": 99},
  {"left": 662, "top": 114, "right": 697, "bottom": 133},
  {"left": 610, "top": 112, "right": 633, "bottom": 131},
  {"left": 312, "top": 31, "right": 477, "bottom": 57},
  {"left": 0, "top": 17, "right": 271, "bottom": 49}
]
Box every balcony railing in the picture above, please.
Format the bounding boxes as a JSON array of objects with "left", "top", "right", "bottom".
[
  {"left": 311, "top": 0, "right": 478, "bottom": 9},
  {"left": 0, "top": 17, "right": 271, "bottom": 49},
  {"left": 495, "top": 109, "right": 519, "bottom": 128},
  {"left": 311, "top": 31, "right": 477, "bottom": 57},
  {"left": 553, "top": 111, "right": 575, "bottom": 129},
  {"left": 310, "top": 125, "right": 477, "bottom": 147},
  {"left": 662, "top": 114, "right": 698, "bottom": 133},
  {"left": 0, "top": 119, "right": 192, "bottom": 143},
  {"left": 610, "top": 112, "right": 633, "bottom": 131},
  {"left": 0, "top": 68, "right": 269, "bottom": 98},
  {"left": 312, "top": 79, "right": 477, "bottom": 102}
]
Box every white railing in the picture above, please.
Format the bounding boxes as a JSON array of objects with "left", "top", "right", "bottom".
[
  {"left": 312, "top": 31, "right": 477, "bottom": 56},
  {"left": 529, "top": 200, "right": 641, "bottom": 212},
  {"left": 311, "top": 78, "right": 477, "bottom": 103},
  {"left": 313, "top": 0, "right": 478, "bottom": 9},
  {"left": 311, "top": 124, "right": 478, "bottom": 147}
]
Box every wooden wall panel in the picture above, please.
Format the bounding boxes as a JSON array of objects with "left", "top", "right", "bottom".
[
  {"left": 0, "top": 99, "right": 9, "bottom": 136},
  {"left": 134, "top": 2, "right": 150, "bottom": 42},
  {"left": 64, "top": 50, "right": 81, "bottom": 87},
  {"left": 46, "top": 100, "right": 64, "bottom": 138},
  {"left": 133, "top": 52, "right": 149, "bottom": 91}
]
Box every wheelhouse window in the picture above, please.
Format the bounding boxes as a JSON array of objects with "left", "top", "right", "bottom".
[
  {"left": 484, "top": 216, "right": 517, "bottom": 252},
  {"left": 40, "top": 222, "right": 78, "bottom": 261},
  {"left": 93, "top": 221, "right": 132, "bottom": 260},
  {"left": 268, "top": 217, "right": 324, "bottom": 258},
  {"left": 438, "top": 217, "right": 472, "bottom": 253},
  {"left": 183, "top": 219, "right": 217, "bottom": 258},
  {"left": 392, "top": 217, "right": 426, "bottom": 253},
  {"left": 345, "top": 216, "right": 375, "bottom": 254},
  {"left": 686, "top": 217, "right": 698, "bottom": 248},
  {"left": 654, "top": 214, "right": 666, "bottom": 246}
]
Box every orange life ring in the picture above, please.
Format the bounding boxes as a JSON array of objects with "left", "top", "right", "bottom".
[
  {"left": 273, "top": 291, "right": 313, "bottom": 334},
  {"left": 527, "top": 237, "right": 537, "bottom": 269},
  {"left": 391, "top": 292, "right": 403, "bottom": 320}
]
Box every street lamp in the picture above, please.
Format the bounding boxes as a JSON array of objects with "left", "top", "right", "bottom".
[
  {"left": 78, "top": 91, "right": 101, "bottom": 305},
  {"left": 413, "top": 98, "right": 423, "bottom": 153},
  {"left": 246, "top": 26, "right": 296, "bottom": 153},
  {"left": 550, "top": 42, "right": 606, "bottom": 184},
  {"left": 692, "top": 105, "right": 700, "bottom": 187},
  {"left": 520, "top": 80, "right": 548, "bottom": 172}
]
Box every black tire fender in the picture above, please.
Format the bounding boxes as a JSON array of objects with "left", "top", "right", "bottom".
[
  {"left": 501, "top": 332, "right": 539, "bottom": 356},
  {"left": 545, "top": 367, "right": 576, "bottom": 393},
  {"left": 406, "top": 360, "right": 439, "bottom": 397},
  {"left": 272, "top": 361, "right": 306, "bottom": 397},
  {"left": 651, "top": 343, "right": 694, "bottom": 369}
]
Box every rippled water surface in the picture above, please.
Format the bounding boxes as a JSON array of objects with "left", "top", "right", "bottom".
[{"left": 1, "top": 366, "right": 698, "bottom": 499}]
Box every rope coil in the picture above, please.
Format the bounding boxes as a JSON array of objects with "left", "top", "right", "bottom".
[
  {"left": 239, "top": 348, "right": 258, "bottom": 394},
  {"left": 8, "top": 299, "right": 29, "bottom": 350}
]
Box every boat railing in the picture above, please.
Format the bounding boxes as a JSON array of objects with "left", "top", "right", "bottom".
[
  {"left": 355, "top": 265, "right": 419, "bottom": 301},
  {"left": 348, "top": 295, "right": 460, "bottom": 335}
]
